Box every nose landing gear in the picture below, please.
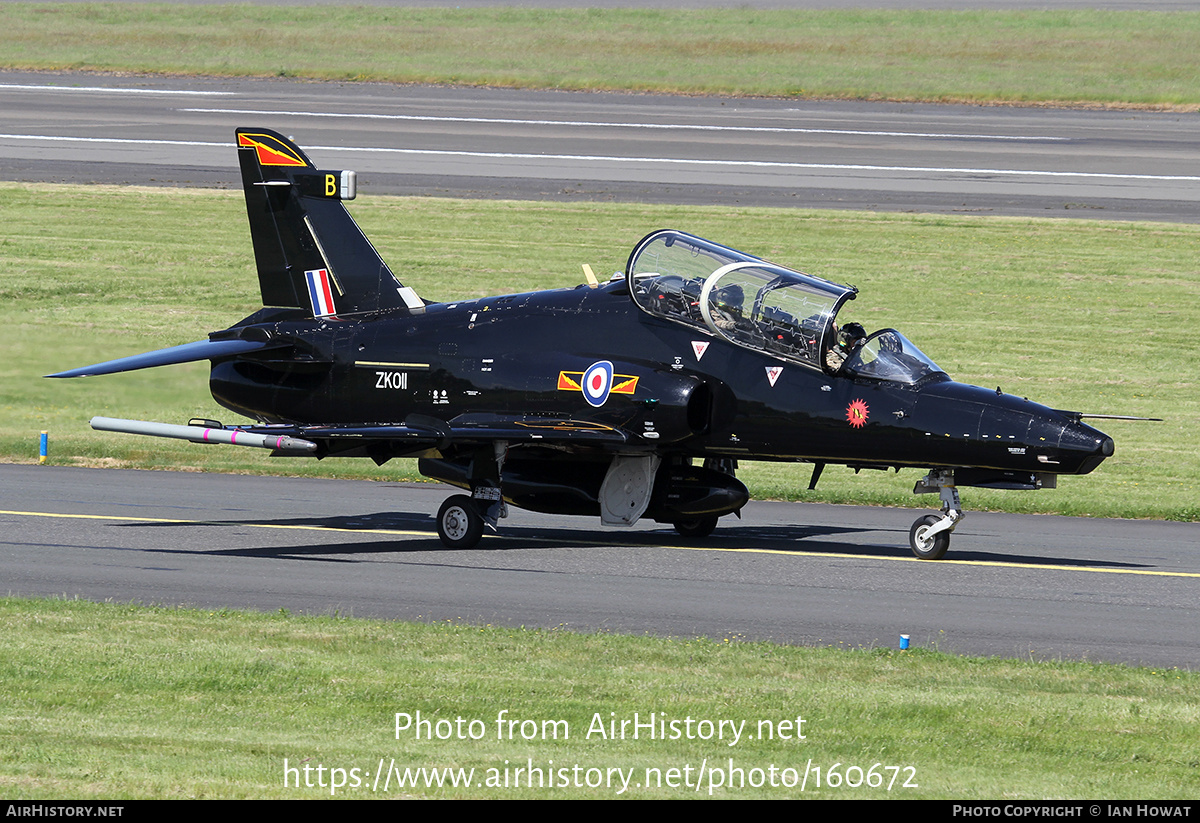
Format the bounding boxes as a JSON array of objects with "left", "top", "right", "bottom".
[{"left": 910, "top": 470, "right": 963, "bottom": 560}]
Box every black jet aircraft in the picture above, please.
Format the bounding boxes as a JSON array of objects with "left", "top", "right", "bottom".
[{"left": 50, "top": 128, "right": 1118, "bottom": 559}]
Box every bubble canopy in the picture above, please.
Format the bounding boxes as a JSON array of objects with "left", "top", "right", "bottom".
[
  {"left": 625, "top": 230, "right": 945, "bottom": 384},
  {"left": 626, "top": 230, "right": 859, "bottom": 370}
]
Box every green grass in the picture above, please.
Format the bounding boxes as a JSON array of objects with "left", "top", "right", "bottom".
[
  {"left": 2, "top": 597, "right": 1197, "bottom": 799},
  {"left": 3, "top": 183, "right": 1195, "bottom": 520},
  {"left": 3, "top": 5, "right": 1200, "bottom": 105}
]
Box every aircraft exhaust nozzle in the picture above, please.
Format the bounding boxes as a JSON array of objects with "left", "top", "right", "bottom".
[{"left": 90, "top": 417, "right": 318, "bottom": 453}]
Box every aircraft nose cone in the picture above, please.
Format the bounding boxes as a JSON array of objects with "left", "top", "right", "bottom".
[
  {"left": 1101, "top": 436, "right": 1115, "bottom": 457},
  {"left": 1061, "top": 424, "right": 1113, "bottom": 475}
]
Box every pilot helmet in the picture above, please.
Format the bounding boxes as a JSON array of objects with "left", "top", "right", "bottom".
[
  {"left": 838, "top": 321, "right": 866, "bottom": 349},
  {"left": 715, "top": 284, "right": 744, "bottom": 311}
]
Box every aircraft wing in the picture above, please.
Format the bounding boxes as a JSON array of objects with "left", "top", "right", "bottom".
[
  {"left": 90, "top": 413, "right": 632, "bottom": 459},
  {"left": 262, "top": 413, "right": 632, "bottom": 452}
]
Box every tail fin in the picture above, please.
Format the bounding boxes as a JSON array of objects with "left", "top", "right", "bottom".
[{"left": 236, "top": 128, "right": 424, "bottom": 317}]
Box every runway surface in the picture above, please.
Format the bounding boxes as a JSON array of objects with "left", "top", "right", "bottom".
[
  {"left": 2, "top": 70, "right": 1199, "bottom": 221},
  {"left": 3, "top": 465, "right": 1198, "bottom": 669}
]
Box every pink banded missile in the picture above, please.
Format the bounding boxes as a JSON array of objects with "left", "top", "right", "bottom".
[{"left": 89, "top": 417, "right": 317, "bottom": 453}]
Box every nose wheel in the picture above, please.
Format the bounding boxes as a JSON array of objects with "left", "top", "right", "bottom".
[
  {"left": 909, "top": 514, "right": 951, "bottom": 560},
  {"left": 910, "top": 470, "right": 964, "bottom": 560}
]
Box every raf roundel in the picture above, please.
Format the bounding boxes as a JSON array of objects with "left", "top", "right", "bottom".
[{"left": 581, "top": 360, "right": 615, "bottom": 407}]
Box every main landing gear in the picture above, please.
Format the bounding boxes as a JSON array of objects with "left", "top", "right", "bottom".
[
  {"left": 431, "top": 452, "right": 743, "bottom": 548},
  {"left": 435, "top": 443, "right": 508, "bottom": 549},
  {"left": 909, "top": 469, "right": 963, "bottom": 560},
  {"left": 672, "top": 516, "right": 718, "bottom": 538},
  {"left": 436, "top": 495, "right": 485, "bottom": 549},
  {"left": 435, "top": 487, "right": 506, "bottom": 549},
  {"left": 671, "top": 457, "right": 737, "bottom": 539}
]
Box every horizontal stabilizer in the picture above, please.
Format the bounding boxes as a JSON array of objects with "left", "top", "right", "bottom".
[{"left": 47, "top": 339, "right": 280, "bottom": 378}]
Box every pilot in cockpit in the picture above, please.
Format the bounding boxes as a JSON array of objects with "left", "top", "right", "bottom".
[
  {"left": 709, "top": 284, "right": 745, "bottom": 332},
  {"left": 825, "top": 321, "right": 866, "bottom": 372}
]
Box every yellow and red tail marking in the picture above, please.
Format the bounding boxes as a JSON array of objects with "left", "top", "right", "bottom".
[{"left": 237, "top": 133, "right": 308, "bottom": 167}]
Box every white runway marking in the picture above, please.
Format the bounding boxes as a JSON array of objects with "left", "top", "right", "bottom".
[
  {"left": 2, "top": 133, "right": 1191, "bottom": 183},
  {"left": 183, "top": 106, "right": 1069, "bottom": 142},
  {"left": 0, "top": 83, "right": 233, "bottom": 96}
]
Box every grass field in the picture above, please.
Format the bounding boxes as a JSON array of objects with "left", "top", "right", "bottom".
[
  {"left": 4, "top": 182, "right": 1195, "bottom": 520},
  {"left": 2, "top": 5, "right": 1200, "bottom": 106},
  {"left": 3, "top": 597, "right": 1198, "bottom": 799}
]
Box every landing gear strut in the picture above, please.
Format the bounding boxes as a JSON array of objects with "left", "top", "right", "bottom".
[
  {"left": 435, "top": 442, "right": 508, "bottom": 549},
  {"left": 909, "top": 469, "right": 963, "bottom": 560}
]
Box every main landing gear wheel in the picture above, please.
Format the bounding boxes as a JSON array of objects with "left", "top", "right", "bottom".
[
  {"left": 909, "top": 514, "right": 950, "bottom": 560},
  {"left": 673, "top": 516, "right": 718, "bottom": 538},
  {"left": 437, "top": 495, "right": 484, "bottom": 549}
]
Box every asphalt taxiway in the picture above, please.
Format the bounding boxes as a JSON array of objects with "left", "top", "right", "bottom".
[{"left": 3, "top": 465, "right": 1197, "bottom": 669}]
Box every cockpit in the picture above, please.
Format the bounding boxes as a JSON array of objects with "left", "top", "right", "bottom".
[
  {"left": 625, "top": 230, "right": 946, "bottom": 385},
  {"left": 842, "top": 329, "right": 944, "bottom": 384}
]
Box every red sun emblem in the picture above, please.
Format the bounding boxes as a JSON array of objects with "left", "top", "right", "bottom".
[{"left": 846, "top": 399, "right": 869, "bottom": 428}]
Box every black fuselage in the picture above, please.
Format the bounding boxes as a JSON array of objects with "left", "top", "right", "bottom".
[{"left": 209, "top": 279, "right": 1112, "bottom": 481}]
